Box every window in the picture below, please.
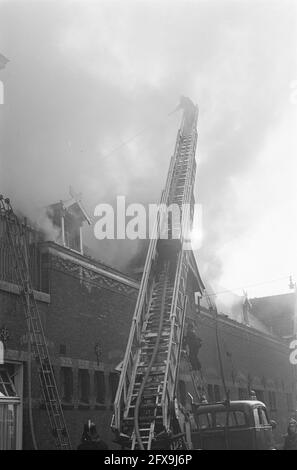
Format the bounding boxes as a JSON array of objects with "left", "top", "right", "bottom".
[
  {"left": 238, "top": 388, "right": 248, "bottom": 400},
  {"left": 0, "top": 369, "right": 17, "bottom": 397},
  {"left": 214, "top": 411, "right": 247, "bottom": 428},
  {"left": 196, "top": 413, "right": 212, "bottom": 429},
  {"left": 60, "top": 367, "right": 73, "bottom": 403},
  {"left": 233, "top": 411, "right": 246, "bottom": 427},
  {"left": 254, "top": 390, "right": 265, "bottom": 403},
  {"left": 0, "top": 403, "right": 17, "bottom": 450},
  {"left": 64, "top": 215, "right": 81, "bottom": 252},
  {"left": 215, "top": 412, "right": 226, "bottom": 428},
  {"left": 214, "top": 385, "right": 220, "bottom": 402},
  {"left": 268, "top": 391, "right": 277, "bottom": 411},
  {"left": 258, "top": 407, "right": 269, "bottom": 426},
  {"left": 59, "top": 344, "right": 67, "bottom": 356},
  {"left": 40, "top": 253, "right": 50, "bottom": 293},
  {"left": 286, "top": 393, "right": 293, "bottom": 411},
  {"left": 109, "top": 373, "right": 119, "bottom": 403},
  {"left": 78, "top": 369, "right": 90, "bottom": 404},
  {"left": 178, "top": 380, "right": 187, "bottom": 406},
  {"left": 94, "top": 371, "right": 105, "bottom": 404},
  {"left": 253, "top": 408, "right": 260, "bottom": 427},
  {"left": 207, "top": 384, "right": 214, "bottom": 402},
  {"left": 207, "top": 384, "right": 221, "bottom": 402},
  {"left": 0, "top": 368, "right": 20, "bottom": 450}
]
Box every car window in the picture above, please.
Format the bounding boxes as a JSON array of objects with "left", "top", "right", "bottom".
[
  {"left": 214, "top": 411, "right": 247, "bottom": 427},
  {"left": 215, "top": 412, "right": 226, "bottom": 427},
  {"left": 197, "top": 413, "right": 212, "bottom": 429},
  {"left": 232, "top": 411, "right": 246, "bottom": 426},
  {"left": 258, "top": 407, "right": 269, "bottom": 426},
  {"left": 253, "top": 408, "right": 260, "bottom": 427}
]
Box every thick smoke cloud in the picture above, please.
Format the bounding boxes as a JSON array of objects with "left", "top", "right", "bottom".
[{"left": 0, "top": 0, "right": 296, "bottom": 294}]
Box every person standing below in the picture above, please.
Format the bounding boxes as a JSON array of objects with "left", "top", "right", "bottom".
[
  {"left": 283, "top": 419, "right": 297, "bottom": 450},
  {"left": 77, "top": 421, "right": 109, "bottom": 450}
]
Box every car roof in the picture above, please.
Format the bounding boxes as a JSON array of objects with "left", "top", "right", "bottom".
[{"left": 193, "top": 400, "right": 266, "bottom": 413}]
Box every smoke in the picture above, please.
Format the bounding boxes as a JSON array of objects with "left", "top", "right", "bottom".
[
  {"left": 0, "top": 1, "right": 296, "bottom": 283},
  {"left": 36, "top": 207, "right": 61, "bottom": 242}
]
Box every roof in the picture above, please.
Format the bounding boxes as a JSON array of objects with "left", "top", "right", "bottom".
[
  {"left": 62, "top": 197, "right": 91, "bottom": 225},
  {"left": 193, "top": 400, "right": 266, "bottom": 413},
  {"left": 48, "top": 197, "right": 91, "bottom": 225},
  {"left": 251, "top": 292, "right": 295, "bottom": 318},
  {"left": 198, "top": 283, "right": 275, "bottom": 336},
  {"left": 250, "top": 292, "right": 296, "bottom": 337}
]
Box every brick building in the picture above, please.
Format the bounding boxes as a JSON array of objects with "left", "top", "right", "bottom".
[{"left": 0, "top": 200, "right": 296, "bottom": 449}]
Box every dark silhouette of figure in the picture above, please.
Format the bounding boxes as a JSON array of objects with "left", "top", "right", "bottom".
[
  {"left": 185, "top": 323, "right": 202, "bottom": 371},
  {"left": 249, "top": 389, "right": 257, "bottom": 401},
  {"left": 77, "top": 421, "right": 108, "bottom": 450},
  {"left": 283, "top": 419, "right": 297, "bottom": 450}
]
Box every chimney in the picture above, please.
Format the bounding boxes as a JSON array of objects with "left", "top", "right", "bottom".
[{"left": 242, "top": 291, "right": 252, "bottom": 325}]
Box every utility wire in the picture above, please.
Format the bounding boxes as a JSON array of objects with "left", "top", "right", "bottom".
[{"left": 97, "top": 109, "right": 178, "bottom": 161}]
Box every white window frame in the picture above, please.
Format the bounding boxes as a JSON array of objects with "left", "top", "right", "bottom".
[{"left": 0, "top": 362, "right": 23, "bottom": 450}]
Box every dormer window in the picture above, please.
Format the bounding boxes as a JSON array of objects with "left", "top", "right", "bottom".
[
  {"left": 64, "top": 214, "right": 81, "bottom": 252},
  {"left": 46, "top": 192, "right": 91, "bottom": 254}
]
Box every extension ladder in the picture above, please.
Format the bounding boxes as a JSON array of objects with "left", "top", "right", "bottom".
[
  {"left": 0, "top": 196, "right": 71, "bottom": 449},
  {"left": 113, "top": 98, "right": 199, "bottom": 449}
]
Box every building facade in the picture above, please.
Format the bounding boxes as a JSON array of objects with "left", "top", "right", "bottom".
[{"left": 0, "top": 207, "right": 296, "bottom": 449}]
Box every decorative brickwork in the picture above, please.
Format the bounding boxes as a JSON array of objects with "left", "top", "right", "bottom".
[{"left": 50, "top": 254, "right": 138, "bottom": 298}]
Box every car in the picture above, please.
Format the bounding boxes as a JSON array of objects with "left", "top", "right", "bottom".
[{"left": 190, "top": 400, "right": 276, "bottom": 450}]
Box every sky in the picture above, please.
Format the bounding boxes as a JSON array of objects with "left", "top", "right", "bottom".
[{"left": 0, "top": 0, "right": 296, "bottom": 301}]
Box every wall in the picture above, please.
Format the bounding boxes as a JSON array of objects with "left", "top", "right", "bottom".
[{"left": 27, "top": 246, "right": 137, "bottom": 449}]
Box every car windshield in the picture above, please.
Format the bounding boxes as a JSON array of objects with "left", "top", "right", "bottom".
[
  {"left": 196, "top": 410, "right": 247, "bottom": 429},
  {"left": 215, "top": 410, "right": 247, "bottom": 427},
  {"left": 196, "top": 412, "right": 213, "bottom": 429}
]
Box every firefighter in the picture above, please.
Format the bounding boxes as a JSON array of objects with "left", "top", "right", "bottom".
[
  {"left": 185, "top": 323, "right": 202, "bottom": 371},
  {"left": 283, "top": 418, "right": 297, "bottom": 450},
  {"left": 249, "top": 389, "right": 257, "bottom": 400},
  {"left": 77, "top": 421, "right": 108, "bottom": 450}
]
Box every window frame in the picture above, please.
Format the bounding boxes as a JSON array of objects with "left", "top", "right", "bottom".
[
  {"left": 78, "top": 369, "right": 90, "bottom": 404},
  {"left": 94, "top": 371, "right": 106, "bottom": 405},
  {"left": 59, "top": 367, "right": 73, "bottom": 404}
]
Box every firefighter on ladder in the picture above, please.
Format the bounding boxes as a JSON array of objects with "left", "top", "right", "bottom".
[
  {"left": 184, "top": 322, "right": 207, "bottom": 404},
  {"left": 185, "top": 322, "right": 202, "bottom": 372}
]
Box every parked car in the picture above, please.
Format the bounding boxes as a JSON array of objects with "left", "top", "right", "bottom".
[{"left": 190, "top": 400, "right": 276, "bottom": 450}]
